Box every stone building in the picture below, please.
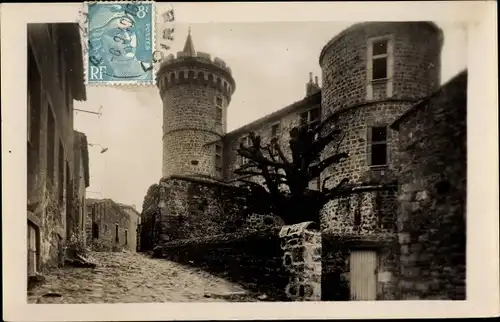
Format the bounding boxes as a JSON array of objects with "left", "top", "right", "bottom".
[
  {"left": 85, "top": 198, "right": 135, "bottom": 252},
  {"left": 141, "top": 22, "right": 467, "bottom": 300},
  {"left": 390, "top": 70, "right": 467, "bottom": 300},
  {"left": 117, "top": 203, "right": 141, "bottom": 252},
  {"left": 27, "top": 23, "right": 87, "bottom": 276},
  {"left": 70, "top": 131, "right": 90, "bottom": 245}
]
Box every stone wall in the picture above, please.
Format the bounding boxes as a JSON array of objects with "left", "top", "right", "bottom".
[
  {"left": 319, "top": 22, "right": 443, "bottom": 115},
  {"left": 86, "top": 199, "right": 133, "bottom": 252},
  {"left": 26, "top": 23, "right": 86, "bottom": 272},
  {"left": 280, "top": 222, "right": 322, "bottom": 301},
  {"left": 119, "top": 205, "right": 141, "bottom": 252},
  {"left": 391, "top": 70, "right": 467, "bottom": 300},
  {"left": 154, "top": 228, "right": 291, "bottom": 300},
  {"left": 140, "top": 176, "right": 254, "bottom": 249}
]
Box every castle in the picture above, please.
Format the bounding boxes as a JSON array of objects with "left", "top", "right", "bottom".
[{"left": 140, "top": 22, "right": 466, "bottom": 301}]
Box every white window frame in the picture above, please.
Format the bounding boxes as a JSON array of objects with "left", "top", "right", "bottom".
[{"left": 366, "top": 35, "right": 394, "bottom": 100}]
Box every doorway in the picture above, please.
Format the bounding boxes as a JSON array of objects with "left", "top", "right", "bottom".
[{"left": 349, "top": 249, "right": 377, "bottom": 300}]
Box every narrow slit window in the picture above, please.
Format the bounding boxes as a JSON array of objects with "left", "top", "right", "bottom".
[
  {"left": 215, "top": 144, "right": 222, "bottom": 173},
  {"left": 215, "top": 96, "right": 223, "bottom": 124}
]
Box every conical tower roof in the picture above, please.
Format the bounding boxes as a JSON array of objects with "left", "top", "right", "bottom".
[{"left": 182, "top": 27, "right": 196, "bottom": 57}]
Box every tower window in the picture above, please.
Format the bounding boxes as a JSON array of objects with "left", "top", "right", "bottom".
[
  {"left": 215, "top": 144, "right": 222, "bottom": 173},
  {"left": 370, "top": 39, "right": 389, "bottom": 80},
  {"left": 215, "top": 96, "right": 223, "bottom": 124},
  {"left": 369, "top": 126, "right": 388, "bottom": 166},
  {"left": 300, "top": 107, "right": 321, "bottom": 130},
  {"left": 115, "top": 223, "right": 119, "bottom": 243}
]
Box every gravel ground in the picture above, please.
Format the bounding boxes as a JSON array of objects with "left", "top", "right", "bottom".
[{"left": 28, "top": 251, "right": 259, "bottom": 303}]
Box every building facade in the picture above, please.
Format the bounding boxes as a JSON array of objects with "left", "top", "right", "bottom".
[
  {"left": 142, "top": 22, "right": 467, "bottom": 300},
  {"left": 85, "top": 199, "right": 135, "bottom": 252},
  {"left": 72, "top": 131, "right": 90, "bottom": 245},
  {"left": 118, "top": 203, "right": 141, "bottom": 252},
  {"left": 391, "top": 70, "right": 467, "bottom": 300},
  {"left": 27, "top": 23, "right": 87, "bottom": 276}
]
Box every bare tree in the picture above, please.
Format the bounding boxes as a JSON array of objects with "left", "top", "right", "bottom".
[{"left": 234, "top": 119, "right": 394, "bottom": 225}]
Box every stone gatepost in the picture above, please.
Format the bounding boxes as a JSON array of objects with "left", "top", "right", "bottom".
[{"left": 279, "top": 221, "right": 322, "bottom": 301}]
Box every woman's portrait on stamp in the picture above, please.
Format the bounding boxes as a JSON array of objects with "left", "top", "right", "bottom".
[{"left": 88, "top": 3, "right": 153, "bottom": 82}]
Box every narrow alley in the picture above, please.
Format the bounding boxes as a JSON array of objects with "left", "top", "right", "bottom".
[{"left": 28, "top": 251, "right": 258, "bottom": 303}]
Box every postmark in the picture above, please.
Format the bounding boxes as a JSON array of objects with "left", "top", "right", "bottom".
[{"left": 85, "top": 1, "right": 155, "bottom": 85}]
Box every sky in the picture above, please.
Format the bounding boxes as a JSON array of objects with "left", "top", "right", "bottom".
[{"left": 74, "top": 20, "right": 468, "bottom": 212}]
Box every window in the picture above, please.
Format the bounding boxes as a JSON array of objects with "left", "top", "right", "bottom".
[
  {"left": 215, "top": 96, "right": 223, "bottom": 124},
  {"left": 46, "top": 110, "right": 55, "bottom": 188},
  {"left": 309, "top": 178, "right": 321, "bottom": 191},
  {"left": 300, "top": 107, "right": 321, "bottom": 130},
  {"left": 125, "top": 229, "right": 128, "bottom": 245},
  {"left": 271, "top": 123, "right": 280, "bottom": 138},
  {"left": 371, "top": 39, "right": 389, "bottom": 81},
  {"left": 215, "top": 144, "right": 222, "bottom": 173},
  {"left": 58, "top": 141, "right": 64, "bottom": 205},
  {"left": 240, "top": 136, "right": 252, "bottom": 165},
  {"left": 370, "top": 126, "right": 388, "bottom": 166},
  {"left": 115, "top": 223, "right": 119, "bottom": 243},
  {"left": 104, "top": 224, "right": 108, "bottom": 232}
]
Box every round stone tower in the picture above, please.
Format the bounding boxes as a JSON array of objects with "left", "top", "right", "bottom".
[
  {"left": 319, "top": 21, "right": 444, "bottom": 187},
  {"left": 156, "top": 30, "right": 236, "bottom": 180},
  {"left": 318, "top": 22, "right": 444, "bottom": 301}
]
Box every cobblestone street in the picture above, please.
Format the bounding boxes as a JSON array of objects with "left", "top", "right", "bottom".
[{"left": 28, "top": 251, "right": 258, "bottom": 303}]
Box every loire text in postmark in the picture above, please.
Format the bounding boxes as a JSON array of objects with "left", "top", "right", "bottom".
[{"left": 86, "top": 1, "right": 155, "bottom": 85}]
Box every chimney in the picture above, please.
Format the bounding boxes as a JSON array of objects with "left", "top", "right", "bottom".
[{"left": 306, "top": 73, "right": 320, "bottom": 96}]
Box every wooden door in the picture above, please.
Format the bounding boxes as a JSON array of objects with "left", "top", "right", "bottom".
[
  {"left": 350, "top": 250, "right": 377, "bottom": 300},
  {"left": 27, "top": 224, "right": 37, "bottom": 275}
]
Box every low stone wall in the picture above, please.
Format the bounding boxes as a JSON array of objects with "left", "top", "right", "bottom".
[
  {"left": 155, "top": 222, "right": 323, "bottom": 301},
  {"left": 154, "top": 227, "right": 291, "bottom": 300},
  {"left": 140, "top": 176, "right": 281, "bottom": 251}
]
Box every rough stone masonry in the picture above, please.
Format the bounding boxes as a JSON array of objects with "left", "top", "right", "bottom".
[{"left": 142, "top": 21, "right": 467, "bottom": 301}]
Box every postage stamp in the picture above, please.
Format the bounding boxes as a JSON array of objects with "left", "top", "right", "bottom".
[{"left": 85, "top": 1, "right": 155, "bottom": 85}]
